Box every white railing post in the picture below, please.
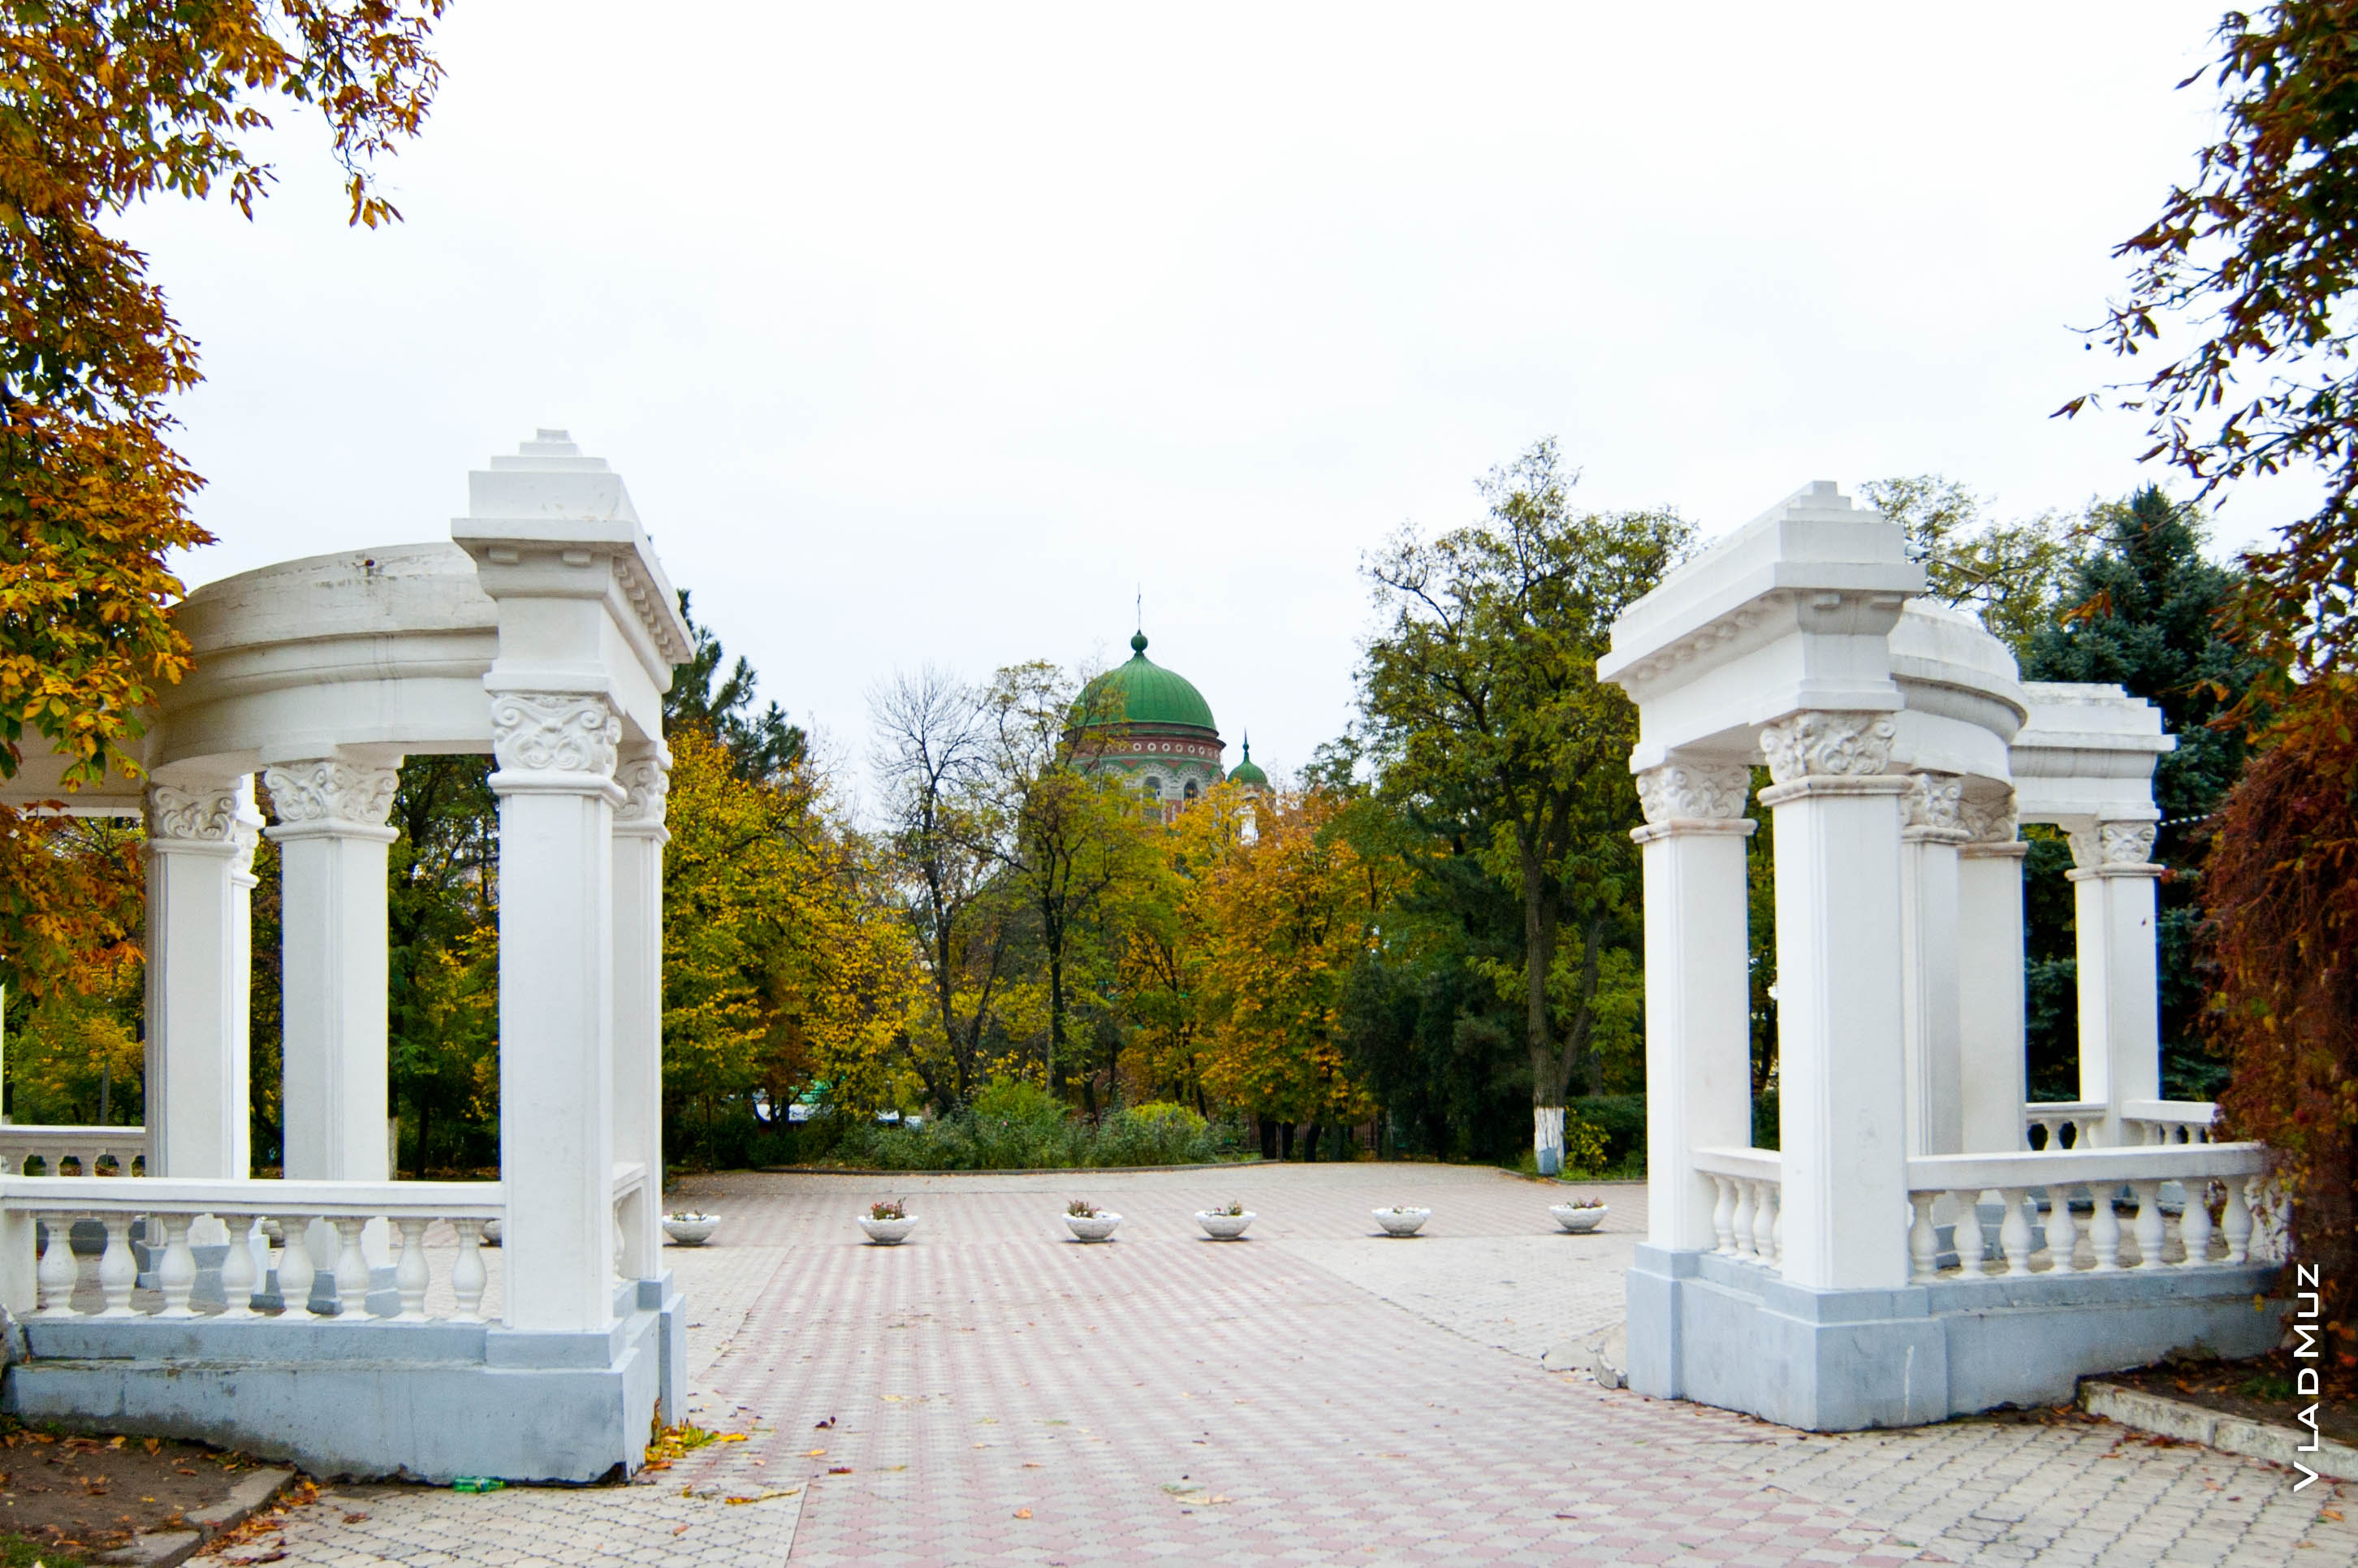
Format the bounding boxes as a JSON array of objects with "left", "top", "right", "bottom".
[
  {"left": 36, "top": 1214, "right": 79, "bottom": 1315},
  {"left": 155, "top": 1214, "right": 199, "bottom": 1317},
  {"left": 218, "top": 1214, "right": 258, "bottom": 1317}
]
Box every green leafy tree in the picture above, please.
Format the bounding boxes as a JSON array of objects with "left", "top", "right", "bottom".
[
  {"left": 1358, "top": 438, "right": 1689, "bottom": 1167},
  {"left": 1860, "top": 475, "right": 2095, "bottom": 653}
]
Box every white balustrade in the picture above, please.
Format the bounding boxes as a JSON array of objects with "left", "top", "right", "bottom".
[
  {"left": 2121, "top": 1099, "right": 2219, "bottom": 1145},
  {"left": 6, "top": 1177, "right": 499, "bottom": 1323},
  {"left": 1693, "top": 1147, "right": 1781, "bottom": 1271},
  {"left": 1907, "top": 1143, "right": 2269, "bottom": 1282},
  {"left": 0, "top": 1125, "right": 149, "bottom": 1177},
  {"left": 2022, "top": 1102, "right": 2105, "bottom": 1151}
]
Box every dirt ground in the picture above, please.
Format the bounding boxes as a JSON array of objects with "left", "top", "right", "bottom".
[
  {"left": 2098, "top": 1349, "right": 2358, "bottom": 1445},
  {"left": 0, "top": 1423, "right": 273, "bottom": 1559}
]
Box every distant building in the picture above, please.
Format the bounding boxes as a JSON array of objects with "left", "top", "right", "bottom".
[{"left": 1071, "top": 630, "right": 1262, "bottom": 819}]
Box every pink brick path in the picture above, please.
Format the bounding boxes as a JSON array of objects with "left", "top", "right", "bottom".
[{"left": 209, "top": 1163, "right": 2356, "bottom": 1566}]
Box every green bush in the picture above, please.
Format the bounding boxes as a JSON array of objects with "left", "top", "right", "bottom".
[{"left": 756, "top": 1084, "right": 1242, "bottom": 1171}]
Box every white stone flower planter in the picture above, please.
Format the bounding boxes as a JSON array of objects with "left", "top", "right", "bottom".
[
  {"left": 1549, "top": 1203, "right": 1609, "bottom": 1233},
  {"left": 857, "top": 1216, "right": 919, "bottom": 1245},
  {"left": 1194, "top": 1210, "right": 1255, "bottom": 1240},
  {"left": 1064, "top": 1212, "right": 1122, "bottom": 1242},
  {"left": 1373, "top": 1207, "right": 1431, "bottom": 1237},
  {"left": 663, "top": 1213, "right": 719, "bottom": 1246}
]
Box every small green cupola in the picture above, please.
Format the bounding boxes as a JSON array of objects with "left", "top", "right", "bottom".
[{"left": 1227, "top": 735, "right": 1269, "bottom": 788}]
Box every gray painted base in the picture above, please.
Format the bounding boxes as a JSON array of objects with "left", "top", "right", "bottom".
[
  {"left": 2, "top": 1279, "right": 676, "bottom": 1483},
  {"left": 1626, "top": 1245, "right": 2283, "bottom": 1432}
]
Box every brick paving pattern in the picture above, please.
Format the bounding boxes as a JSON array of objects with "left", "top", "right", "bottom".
[{"left": 196, "top": 1164, "right": 2356, "bottom": 1566}]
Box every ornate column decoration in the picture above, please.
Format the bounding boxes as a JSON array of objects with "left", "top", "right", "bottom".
[
  {"left": 144, "top": 779, "right": 261, "bottom": 1181},
  {"left": 2066, "top": 817, "right": 2166, "bottom": 1143},
  {"left": 1757, "top": 711, "right": 1898, "bottom": 788},
  {"left": 1630, "top": 758, "right": 1756, "bottom": 1250},
  {"left": 264, "top": 758, "right": 401, "bottom": 1213},
  {"left": 1752, "top": 711, "right": 1911, "bottom": 1291},
  {"left": 489, "top": 693, "right": 624, "bottom": 793}
]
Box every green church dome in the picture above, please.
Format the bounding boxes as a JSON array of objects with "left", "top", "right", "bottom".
[
  {"left": 1078, "top": 633, "right": 1218, "bottom": 733},
  {"left": 1227, "top": 736, "right": 1268, "bottom": 787}
]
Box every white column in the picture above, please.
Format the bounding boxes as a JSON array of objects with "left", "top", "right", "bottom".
[
  {"left": 1757, "top": 711, "right": 1911, "bottom": 1292},
  {"left": 611, "top": 743, "right": 670, "bottom": 1281},
  {"left": 2068, "top": 819, "right": 2165, "bottom": 1144},
  {"left": 1956, "top": 795, "right": 2028, "bottom": 1154},
  {"left": 490, "top": 690, "right": 621, "bottom": 1333},
  {"left": 143, "top": 780, "right": 262, "bottom": 1178},
  {"left": 1898, "top": 773, "right": 1966, "bottom": 1159},
  {"left": 1632, "top": 760, "right": 1756, "bottom": 1252},
  {"left": 264, "top": 759, "right": 400, "bottom": 1186}
]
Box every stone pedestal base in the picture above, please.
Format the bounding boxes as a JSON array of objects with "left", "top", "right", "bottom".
[
  {"left": 4, "top": 1279, "right": 676, "bottom": 1482},
  {"left": 1626, "top": 1245, "right": 2282, "bottom": 1432}
]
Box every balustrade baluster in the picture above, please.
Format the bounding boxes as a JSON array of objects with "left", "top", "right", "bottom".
[
  {"left": 1729, "top": 1180, "right": 1757, "bottom": 1262},
  {"left": 96, "top": 1216, "right": 136, "bottom": 1315},
  {"left": 36, "top": 1212, "right": 80, "bottom": 1315},
  {"left": 1909, "top": 1194, "right": 1940, "bottom": 1282},
  {"left": 218, "top": 1215, "right": 258, "bottom": 1317},
  {"left": 394, "top": 1219, "right": 431, "bottom": 1320},
  {"left": 1998, "top": 1187, "right": 2034, "bottom": 1276},
  {"left": 2045, "top": 1186, "right": 2079, "bottom": 1272},
  {"left": 2178, "top": 1182, "right": 2215, "bottom": 1267},
  {"left": 1709, "top": 1177, "right": 1735, "bottom": 1254},
  {"left": 2222, "top": 1182, "right": 2254, "bottom": 1265},
  {"left": 275, "top": 1214, "right": 317, "bottom": 1315},
  {"left": 1750, "top": 1181, "right": 1777, "bottom": 1265},
  {"left": 155, "top": 1214, "right": 198, "bottom": 1317},
  {"left": 330, "top": 1219, "right": 371, "bottom": 1316},
  {"left": 451, "top": 1219, "right": 488, "bottom": 1323},
  {"left": 2088, "top": 1190, "right": 2123, "bottom": 1271},
  {"left": 2130, "top": 1180, "right": 2167, "bottom": 1269},
  {"left": 1952, "top": 1190, "right": 1986, "bottom": 1275}
]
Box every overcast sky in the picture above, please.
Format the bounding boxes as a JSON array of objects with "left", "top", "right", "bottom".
[{"left": 131, "top": 2, "right": 2304, "bottom": 799}]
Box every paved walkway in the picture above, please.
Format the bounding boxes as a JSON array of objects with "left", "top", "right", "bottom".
[{"left": 198, "top": 1164, "right": 2354, "bottom": 1567}]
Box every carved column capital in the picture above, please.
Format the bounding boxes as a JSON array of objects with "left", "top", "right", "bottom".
[
  {"left": 488, "top": 692, "right": 623, "bottom": 794},
  {"left": 1631, "top": 761, "right": 1755, "bottom": 842},
  {"left": 1901, "top": 772, "right": 1969, "bottom": 843},
  {"left": 1957, "top": 791, "right": 2023, "bottom": 859},
  {"left": 614, "top": 747, "right": 672, "bottom": 835},
  {"left": 145, "top": 783, "right": 241, "bottom": 844},
  {"left": 2067, "top": 819, "right": 2162, "bottom": 878},
  {"left": 1757, "top": 711, "right": 1898, "bottom": 787},
  {"left": 261, "top": 759, "right": 400, "bottom": 839}
]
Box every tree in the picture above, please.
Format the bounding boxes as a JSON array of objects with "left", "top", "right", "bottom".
[
  {"left": 980, "top": 660, "right": 1157, "bottom": 1109},
  {"left": 2019, "top": 487, "right": 2274, "bottom": 1099},
  {"left": 0, "top": 2, "right": 445, "bottom": 790},
  {"left": 2068, "top": 3, "right": 2358, "bottom": 677},
  {"left": 870, "top": 666, "right": 1011, "bottom": 1108},
  {"left": 1358, "top": 438, "right": 1689, "bottom": 1171},
  {"left": 1859, "top": 475, "right": 2095, "bottom": 653},
  {"left": 1193, "top": 787, "right": 1390, "bottom": 1155},
  {"left": 2202, "top": 676, "right": 2358, "bottom": 1397},
  {"left": 382, "top": 755, "right": 499, "bottom": 1176}
]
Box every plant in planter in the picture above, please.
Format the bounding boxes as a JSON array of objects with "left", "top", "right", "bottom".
[
  {"left": 857, "top": 1199, "right": 920, "bottom": 1245},
  {"left": 1372, "top": 1204, "right": 1431, "bottom": 1237},
  {"left": 1548, "top": 1195, "right": 1609, "bottom": 1233},
  {"left": 663, "top": 1212, "right": 721, "bottom": 1246},
  {"left": 1063, "top": 1199, "right": 1122, "bottom": 1242},
  {"left": 1194, "top": 1199, "right": 1255, "bottom": 1240}
]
